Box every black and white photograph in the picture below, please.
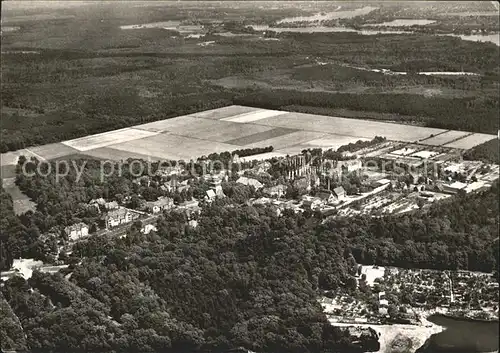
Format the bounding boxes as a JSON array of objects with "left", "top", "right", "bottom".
[{"left": 0, "top": 1, "right": 499, "bottom": 352}]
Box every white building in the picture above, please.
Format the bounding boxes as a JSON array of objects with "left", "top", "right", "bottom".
[
  {"left": 236, "top": 176, "right": 263, "bottom": 190},
  {"left": 106, "top": 208, "right": 137, "bottom": 228},
  {"left": 141, "top": 224, "right": 157, "bottom": 234},
  {"left": 64, "top": 222, "right": 89, "bottom": 241}
]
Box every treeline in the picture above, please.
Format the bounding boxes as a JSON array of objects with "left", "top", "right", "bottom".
[
  {"left": 1, "top": 91, "right": 234, "bottom": 153},
  {"left": 234, "top": 90, "right": 499, "bottom": 135},
  {"left": 337, "top": 136, "right": 387, "bottom": 153},
  {"left": 0, "top": 185, "right": 30, "bottom": 270},
  {"left": 463, "top": 138, "right": 499, "bottom": 164},
  {"left": 232, "top": 146, "right": 273, "bottom": 157},
  {"left": 0, "top": 292, "right": 27, "bottom": 352}
]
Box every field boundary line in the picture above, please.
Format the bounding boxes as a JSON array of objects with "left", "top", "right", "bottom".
[
  {"left": 439, "top": 132, "right": 475, "bottom": 146},
  {"left": 24, "top": 148, "right": 47, "bottom": 161},
  {"left": 418, "top": 130, "right": 451, "bottom": 142}
]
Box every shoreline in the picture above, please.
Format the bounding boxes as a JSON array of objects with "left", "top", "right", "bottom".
[
  {"left": 329, "top": 315, "right": 445, "bottom": 353},
  {"left": 329, "top": 310, "right": 499, "bottom": 353}
]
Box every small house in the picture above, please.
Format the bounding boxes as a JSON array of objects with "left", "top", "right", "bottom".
[
  {"left": 262, "top": 184, "right": 286, "bottom": 198},
  {"left": 146, "top": 196, "right": 174, "bottom": 214},
  {"left": 89, "top": 198, "right": 106, "bottom": 205},
  {"left": 141, "top": 224, "right": 157, "bottom": 234},
  {"left": 316, "top": 190, "right": 336, "bottom": 204},
  {"left": 106, "top": 208, "right": 138, "bottom": 229},
  {"left": 236, "top": 176, "right": 263, "bottom": 190},
  {"left": 301, "top": 195, "right": 323, "bottom": 210},
  {"left": 104, "top": 201, "right": 119, "bottom": 210},
  {"left": 214, "top": 185, "right": 225, "bottom": 197},
  {"left": 332, "top": 186, "right": 346, "bottom": 200},
  {"left": 64, "top": 222, "right": 89, "bottom": 241},
  {"left": 206, "top": 189, "right": 216, "bottom": 201}
]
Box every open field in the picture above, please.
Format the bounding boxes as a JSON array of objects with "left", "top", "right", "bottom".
[
  {"left": 420, "top": 130, "right": 472, "bottom": 146},
  {"left": 225, "top": 127, "right": 297, "bottom": 146},
  {"left": 244, "top": 130, "right": 328, "bottom": 150},
  {"left": 29, "top": 143, "right": 80, "bottom": 160},
  {"left": 221, "top": 109, "right": 288, "bottom": 123},
  {"left": 444, "top": 133, "right": 500, "bottom": 149},
  {"left": 134, "top": 115, "right": 199, "bottom": 133},
  {"left": 157, "top": 118, "right": 274, "bottom": 143},
  {"left": 80, "top": 148, "right": 156, "bottom": 162},
  {"left": 61, "top": 128, "right": 159, "bottom": 152},
  {"left": 1, "top": 106, "right": 497, "bottom": 166},
  {"left": 253, "top": 112, "right": 448, "bottom": 141},
  {"left": 109, "top": 132, "right": 241, "bottom": 161},
  {"left": 190, "top": 106, "right": 262, "bottom": 120}
]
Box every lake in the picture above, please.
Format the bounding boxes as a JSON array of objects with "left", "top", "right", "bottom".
[
  {"left": 250, "top": 25, "right": 500, "bottom": 46},
  {"left": 417, "top": 314, "right": 499, "bottom": 353},
  {"left": 364, "top": 19, "right": 437, "bottom": 27},
  {"left": 277, "top": 6, "right": 378, "bottom": 24}
]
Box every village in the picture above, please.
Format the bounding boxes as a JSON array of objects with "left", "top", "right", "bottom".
[{"left": 1, "top": 137, "right": 499, "bottom": 283}]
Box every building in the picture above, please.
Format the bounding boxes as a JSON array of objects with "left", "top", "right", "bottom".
[
  {"left": 207, "top": 176, "right": 222, "bottom": 188},
  {"left": 236, "top": 176, "right": 263, "bottom": 190},
  {"left": 141, "top": 224, "right": 157, "bottom": 234},
  {"left": 146, "top": 196, "right": 174, "bottom": 214},
  {"left": 206, "top": 189, "right": 216, "bottom": 201},
  {"left": 106, "top": 208, "right": 138, "bottom": 229},
  {"left": 179, "top": 199, "right": 199, "bottom": 209},
  {"left": 262, "top": 184, "right": 286, "bottom": 198},
  {"left": 442, "top": 181, "right": 467, "bottom": 194},
  {"left": 104, "top": 201, "right": 119, "bottom": 210},
  {"left": 161, "top": 179, "right": 190, "bottom": 193},
  {"left": 301, "top": 195, "right": 323, "bottom": 210},
  {"left": 178, "top": 199, "right": 201, "bottom": 218},
  {"left": 64, "top": 222, "right": 89, "bottom": 241},
  {"left": 374, "top": 178, "right": 391, "bottom": 187},
  {"left": 464, "top": 181, "right": 491, "bottom": 194},
  {"left": 89, "top": 198, "right": 105, "bottom": 205},
  {"left": 88, "top": 198, "right": 105, "bottom": 212},
  {"left": 157, "top": 165, "right": 183, "bottom": 178},
  {"left": 338, "top": 159, "right": 363, "bottom": 172},
  {"left": 316, "top": 190, "right": 336, "bottom": 204},
  {"left": 332, "top": 186, "right": 346, "bottom": 200},
  {"left": 214, "top": 185, "right": 225, "bottom": 197}
]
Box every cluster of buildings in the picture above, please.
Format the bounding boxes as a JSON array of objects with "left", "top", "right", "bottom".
[
  {"left": 321, "top": 264, "right": 499, "bottom": 325},
  {"left": 51, "top": 137, "right": 500, "bottom": 250}
]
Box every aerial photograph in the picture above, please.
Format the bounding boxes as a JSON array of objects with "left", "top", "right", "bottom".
[{"left": 0, "top": 1, "right": 498, "bottom": 352}]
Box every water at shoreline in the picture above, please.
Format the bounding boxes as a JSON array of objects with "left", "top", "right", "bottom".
[
  {"left": 418, "top": 314, "right": 499, "bottom": 353},
  {"left": 250, "top": 25, "right": 500, "bottom": 46}
]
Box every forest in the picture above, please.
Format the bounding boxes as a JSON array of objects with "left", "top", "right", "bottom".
[
  {"left": 234, "top": 90, "right": 499, "bottom": 135},
  {"left": 1, "top": 21, "right": 499, "bottom": 153},
  {"left": 463, "top": 138, "right": 499, "bottom": 164},
  {"left": 1, "top": 177, "right": 498, "bottom": 352}
]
